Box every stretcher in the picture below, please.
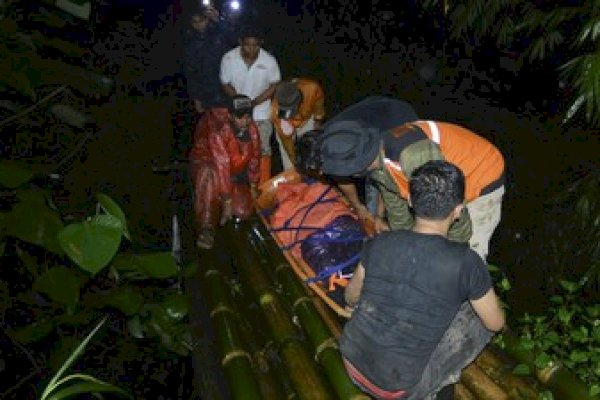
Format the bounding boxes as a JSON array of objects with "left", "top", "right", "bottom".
[{"left": 256, "top": 170, "right": 375, "bottom": 319}]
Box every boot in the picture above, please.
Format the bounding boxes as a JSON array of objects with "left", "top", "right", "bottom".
[{"left": 259, "top": 155, "right": 271, "bottom": 185}]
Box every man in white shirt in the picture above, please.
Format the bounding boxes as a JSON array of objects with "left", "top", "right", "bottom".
[{"left": 220, "top": 25, "right": 281, "bottom": 183}]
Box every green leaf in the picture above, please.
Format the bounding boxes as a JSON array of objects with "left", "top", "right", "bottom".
[
  {"left": 557, "top": 306, "right": 573, "bottom": 325},
  {"left": 534, "top": 353, "right": 554, "bottom": 369},
  {"left": 592, "top": 326, "right": 600, "bottom": 341},
  {"left": 112, "top": 252, "right": 178, "bottom": 279},
  {"left": 499, "top": 277, "right": 511, "bottom": 291},
  {"left": 90, "top": 286, "right": 144, "bottom": 316},
  {"left": 0, "top": 162, "right": 34, "bottom": 188},
  {"left": 160, "top": 293, "right": 189, "bottom": 323},
  {"left": 127, "top": 315, "right": 145, "bottom": 339},
  {"left": 569, "top": 350, "right": 589, "bottom": 363},
  {"left": 56, "top": 310, "right": 95, "bottom": 326},
  {"left": 3, "top": 201, "right": 64, "bottom": 254},
  {"left": 96, "top": 193, "right": 130, "bottom": 240},
  {"left": 570, "top": 326, "right": 589, "bottom": 342},
  {"left": 591, "top": 384, "right": 600, "bottom": 397},
  {"left": 46, "top": 378, "right": 130, "bottom": 400},
  {"left": 9, "top": 318, "right": 55, "bottom": 344},
  {"left": 33, "top": 266, "right": 84, "bottom": 308},
  {"left": 56, "top": 0, "right": 92, "bottom": 20},
  {"left": 559, "top": 280, "right": 578, "bottom": 293},
  {"left": 147, "top": 312, "right": 190, "bottom": 356},
  {"left": 543, "top": 331, "right": 561, "bottom": 345},
  {"left": 16, "top": 188, "right": 50, "bottom": 205},
  {"left": 512, "top": 363, "right": 531, "bottom": 376},
  {"left": 486, "top": 264, "right": 500, "bottom": 272},
  {"left": 586, "top": 305, "right": 600, "bottom": 318},
  {"left": 58, "top": 215, "right": 123, "bottom": 275},
  {"left": 518, "top": 337, "right": 536, "bottom": 351},
  {"left": 41, "top": 317, "right": 107, "bottom": 400},
  {"left": 540, "top": 390, "right": 554, "bottom": 400},
  {"left": 49, "top": 104, "right": 90, "bottom": 128}
]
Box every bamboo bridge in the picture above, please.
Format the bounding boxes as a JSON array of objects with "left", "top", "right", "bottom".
[{"left": 193, "top": 217, "right": 597, "bottom": 400}]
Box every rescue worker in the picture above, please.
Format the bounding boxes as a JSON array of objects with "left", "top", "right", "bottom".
[
  {"left": 271, "top": 78, "right": 326, "bottom": 171},
  {"left": 189, "top": 95, "right": 260, "bottom": 249},
  {"left": 320, "top": 120, "right": 505, "bottom": 261},
  {"left": 340, "top": 160, "right": 505, "bottom": 400},
  {"left": 220, "top": 25, "right": 281, "bottom": 186},
  {"left": 296, "top": 96, "right": 419, "bottom": 234},
  {"left": 182, "top": 4, "right": 229, "bottom": 114}
]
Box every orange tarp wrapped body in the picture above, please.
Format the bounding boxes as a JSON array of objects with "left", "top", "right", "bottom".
[
  {"left": 256, "top": 171, "right": 373, "bottom": 318},
  {"left": 268, "top": 178, "right": 356, "bottom": 261}
]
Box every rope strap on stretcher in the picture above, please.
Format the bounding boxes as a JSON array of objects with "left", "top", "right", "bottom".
[{"left": 269, "top": 184, "right": 365, "bottom": 284}]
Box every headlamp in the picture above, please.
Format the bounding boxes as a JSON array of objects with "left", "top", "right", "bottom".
[{"left": 227, "top": 0, "right": 241, "bottom": 12}]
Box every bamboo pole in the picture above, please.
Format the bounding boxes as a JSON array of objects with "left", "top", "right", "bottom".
[
  {"left": 474, "top": 348, "right": 541, "bottom": 399},
  {"left": 500, "top": 329, "right": 600, "bottom": 400},
  {"left": 223, "top": 223, "right": 335, "bottom": 400},
  {"left": 248, "top": 220, "right": 346, "bottom": 337},
  {"left": 461, "top": 363, "right": 509, "bottom": 400},
  {"left": 235, "top": 302, "right": 289, "bottom": 399},
  {"left": 246, "top": 220, "right": 371, "bottom": 399},
  {"left": 455, "top": 382, "right": 478, "bottom": 400},
  {"left": 201, "top": 262, "right": 263, "bottom": 400}
]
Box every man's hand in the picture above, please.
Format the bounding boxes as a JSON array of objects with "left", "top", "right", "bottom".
[
  {"left": 204, "top": 6, "right": 219, "bottom": 22},
  {"left": 250, "top": 183, "right": 259, "bottom": 199},
  {"left": 373, "top": 216, "right": 390, "bottom": 234},
  {"left": 354, "top": 204, "right": 372, "bottom": 223},
  {"left": 220, "top": 198, "right": 233, "bottom": 226}
]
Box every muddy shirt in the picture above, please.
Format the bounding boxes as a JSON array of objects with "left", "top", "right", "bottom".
[{"left": 339, "top": 230, "right": 491, "bottom": 392}]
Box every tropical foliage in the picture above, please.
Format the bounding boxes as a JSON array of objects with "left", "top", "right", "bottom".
[
  {"left": 0, "top": 162, "right": 195, "bottom": 398},
  {"left": 420, "top": 0, "right": 600, "bottom": 126},
  {"left": 0, "top": 1, "right": 199, "bottom": 398},
  {"left": 516, "top": 280, "right": 600, "bottom": 392}
]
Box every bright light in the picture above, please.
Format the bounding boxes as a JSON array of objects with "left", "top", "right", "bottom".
[
  {"left": 202, "top": 0, "right": 210, "bottom": 5},
  {"left": 229, "top": 0, "right": 240, "bottom": 11}
]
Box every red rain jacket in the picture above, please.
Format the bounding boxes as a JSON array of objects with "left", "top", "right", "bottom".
[{"left": 189, "top": 107, "right": 260, "bottom": 198}]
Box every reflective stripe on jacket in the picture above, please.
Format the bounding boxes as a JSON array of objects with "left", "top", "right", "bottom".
[{"left": 383, "top": 121, "right": 505, "bottom": 202}]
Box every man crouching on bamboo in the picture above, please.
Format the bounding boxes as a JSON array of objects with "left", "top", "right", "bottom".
[
  {"left": 190, "top": 95, "right": 260, "bottom": 249},
  {"left": 340, "top": 160, "right": 505, "bottom": 400}
]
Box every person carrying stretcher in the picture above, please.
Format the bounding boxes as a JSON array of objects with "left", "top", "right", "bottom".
[{"left": 190, "top": 95, "right": 261, "bottom": 249}]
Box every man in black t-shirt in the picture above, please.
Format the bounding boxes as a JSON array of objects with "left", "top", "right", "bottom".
[{"left": 339, "top": 160, "right": 505, "bottom": 400}]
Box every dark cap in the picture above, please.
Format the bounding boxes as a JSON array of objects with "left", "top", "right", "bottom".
[
  {"left": 320, "top": 120, "right": 380, "bottom": 176},
  {"left": 275, "top": 81, "right": 302, "bottom": 119},
  {"left": 230, "top": 95, "right": 253, "bottom": 117}
]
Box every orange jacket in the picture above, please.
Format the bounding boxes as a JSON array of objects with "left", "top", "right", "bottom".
[
  {"left": 269, "top": 180, "right": 354, "bottom": 260},
  {"left": 271, "top": 78, "right": 325, "bottom": 163},
  {"left": 384, "top": 121, "right": 505, "bottom": 201},
  {"left": 189, "top": 108, "right": 260, "bottom": 198}
]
